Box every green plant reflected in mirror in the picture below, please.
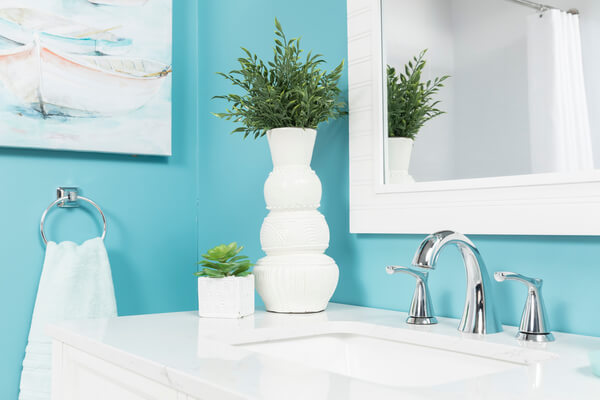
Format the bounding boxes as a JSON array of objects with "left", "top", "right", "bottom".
[
  {"left": 386, "top": 50, "right": 449, "bottom": 184},
  {"left": 387, "top": 51, "right": 449, "bottom": 140}
]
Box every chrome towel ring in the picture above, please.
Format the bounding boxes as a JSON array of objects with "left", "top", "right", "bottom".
[{"left": 40, "top": 187, "right": 107, "bottom": 246}]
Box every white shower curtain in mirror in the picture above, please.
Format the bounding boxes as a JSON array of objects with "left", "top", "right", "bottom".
[{"left": 527, "top": 9, "right": 594, "bottom": 174}]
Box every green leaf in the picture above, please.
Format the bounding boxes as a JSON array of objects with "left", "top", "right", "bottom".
[{"left": 274, "top": 17, "right": 283, "bottom": 33}]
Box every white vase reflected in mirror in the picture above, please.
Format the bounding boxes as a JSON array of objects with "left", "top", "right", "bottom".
[{"left": 387, "top": 137, "right": 416, "bottom": 184}]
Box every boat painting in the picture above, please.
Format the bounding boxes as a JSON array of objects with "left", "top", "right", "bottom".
[
  {"left": 0, "top": 0, "right": 172, "bottom": 156},
  {"left": 0, "top": 8, "right": 132, "bottom": 55},
  {"left": 0, "top": 41, "right": 171, "bottom": 117}
]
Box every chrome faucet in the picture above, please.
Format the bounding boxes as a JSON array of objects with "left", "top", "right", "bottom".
[{"left": 412, "top": 231, "right": 503, "bottom": 334}]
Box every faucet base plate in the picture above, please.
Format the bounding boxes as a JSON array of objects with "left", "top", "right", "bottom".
[
  {"left": 406, "top": 316, "right": 438, "bottom": 325},
  {"left": 516, "top": 332, "right": 555, "bottom": 342}
]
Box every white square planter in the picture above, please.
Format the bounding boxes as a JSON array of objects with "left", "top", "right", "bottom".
[{"left": 197, "top": 275, "right": 255, "bottom": 318}]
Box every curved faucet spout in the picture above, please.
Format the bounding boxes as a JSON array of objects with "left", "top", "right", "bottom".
[
  {"left": 412, "top": 231, "right": 477, "bottom": 268},
  {"left": 412, "top": 231, "right": 503, "bottom": 335}
]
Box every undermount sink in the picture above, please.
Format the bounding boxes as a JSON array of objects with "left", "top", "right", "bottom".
[{"left": 237, "top": 329, "right": 554, "bottom": 388}]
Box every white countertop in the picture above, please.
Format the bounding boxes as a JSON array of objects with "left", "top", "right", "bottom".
[{"left": 48, "top": 303, "right": 600, "bottom": 399}]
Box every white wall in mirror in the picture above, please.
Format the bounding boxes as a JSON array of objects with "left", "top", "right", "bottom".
[
  {"left": 347, "top": 0, "right": 600, "bottom": 235},
  {"left": 382, "top": 0, "right": 600, "bottom": 184}
]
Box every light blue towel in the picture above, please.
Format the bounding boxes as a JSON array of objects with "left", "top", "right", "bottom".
[{"left": 19, "top": 237, "right": 117, "bottom": 400}]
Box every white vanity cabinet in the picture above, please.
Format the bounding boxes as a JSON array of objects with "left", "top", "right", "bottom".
[{"left": 51, "top": 341, "right": 199, "bottom": 400}]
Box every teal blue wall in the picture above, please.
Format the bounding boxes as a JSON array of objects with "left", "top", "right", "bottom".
[
  {"left": 198, "top": 0, "right": 600, "bottom": 339},
  {"left": 0, "top": 2, "right": 198, "bottom": 399}
]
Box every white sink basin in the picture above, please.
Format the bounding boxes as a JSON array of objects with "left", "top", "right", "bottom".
[{"left": 238, "top": 330, "right": 553, "bottom": 388}]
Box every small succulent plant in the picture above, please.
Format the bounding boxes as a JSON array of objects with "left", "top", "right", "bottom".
[{"left": 194, "top": 242, "right": 253, "bottom": 278}]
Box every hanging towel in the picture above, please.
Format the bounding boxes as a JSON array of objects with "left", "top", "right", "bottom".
[
  {"left": 19, "top": 237, "right": 117, "bottom": 400},
  {"left": 527, "top": 9, "right": 594, "bottom": 174}
]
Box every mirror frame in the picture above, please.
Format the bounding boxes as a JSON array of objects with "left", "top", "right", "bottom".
[{"left": 347, "top": 0, "right": 600, "bottom": 235}]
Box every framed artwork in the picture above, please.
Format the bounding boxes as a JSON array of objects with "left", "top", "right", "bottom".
[{"left": 0, "top": 0, "right": 172, "bottom": 155}]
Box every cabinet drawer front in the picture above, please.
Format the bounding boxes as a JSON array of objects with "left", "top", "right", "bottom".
[{"left": 56, "top": 344, "right": 179, "bottom": 400}]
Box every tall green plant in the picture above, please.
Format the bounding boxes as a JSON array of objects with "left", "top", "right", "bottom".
[
  {"left": 213, "top": 18, "right": 347, "bottom": 139},
  {"left": 387, "top": 50, "right": 449, "bottom": 139}
]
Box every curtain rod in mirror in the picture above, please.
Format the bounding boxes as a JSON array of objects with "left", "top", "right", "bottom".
[{"left": 506, "top": 0, "right": 579, "bottom": 14}]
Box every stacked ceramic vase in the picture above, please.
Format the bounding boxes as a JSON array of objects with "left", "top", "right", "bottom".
[{"left": 253, "top": 127, "right": 339, "bottom": 313}]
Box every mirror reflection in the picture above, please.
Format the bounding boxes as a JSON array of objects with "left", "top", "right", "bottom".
[{"left": 382, "top": 0, "right": 599, "bottom": 184}]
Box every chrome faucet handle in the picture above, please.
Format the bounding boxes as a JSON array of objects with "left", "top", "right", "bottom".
[
  {"left": 494, "top": 271, "right": 554, "bottom": 342},
  {"left": 386, "top": 266, "right": 437, "bottom": 325}
]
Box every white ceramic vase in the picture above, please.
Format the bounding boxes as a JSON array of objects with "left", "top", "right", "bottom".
[
  {"left": 388, "top": 137, "right": 416, "bottom": 184},
  {"left": 254, "top": 127, "right": 339, "bottom": 313},
  {"left": 197, "top": 275, "right": 254, "bottom": 318}
]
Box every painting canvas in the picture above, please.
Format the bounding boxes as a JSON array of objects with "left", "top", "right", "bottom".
[{"left": 0, "top": 0, "right": 172, "bottom": 155}]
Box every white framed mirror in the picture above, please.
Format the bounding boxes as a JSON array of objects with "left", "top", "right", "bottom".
[{"left": 347, "top": 0, "right": 600, "bottom": 235}]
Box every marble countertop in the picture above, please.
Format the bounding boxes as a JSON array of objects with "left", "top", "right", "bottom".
[{"left": 47, "top": 303, "right": 600, "bottom": 399}]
